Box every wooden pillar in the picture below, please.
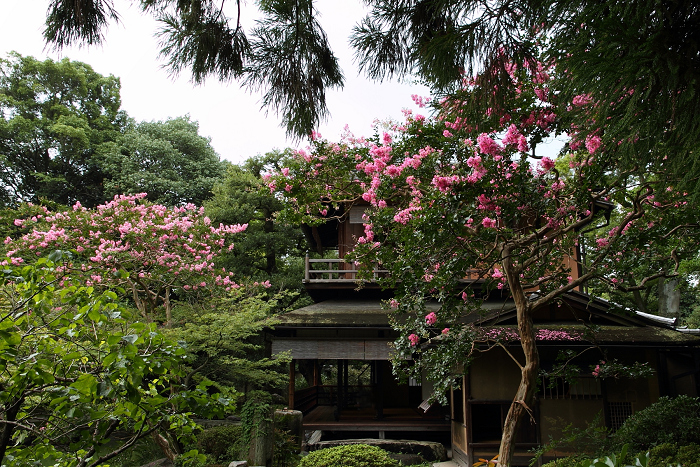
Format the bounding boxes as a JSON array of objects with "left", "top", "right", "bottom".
[
  {"left": 464, "top": 374, "right": 473, "bottom": 466},
  {"left": 343, "top": 359, "right": 349, "bottom": 408},
  {"left": 288, "top": 360, "right": 295, "bottom": 409},
  {"left": 374, "top": 360, "right": 384, "bottom": 419},
  {"left": 336, "top": 359, "right": 343, "bottom": 415},
  {"left": 313, "top": 359, "right": 320, "bottom": 386}
]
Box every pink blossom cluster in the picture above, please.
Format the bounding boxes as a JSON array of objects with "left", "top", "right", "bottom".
[
  {"left": 393, "top": 206, "right": 422, "bottom": 225},
  {"left": 481, "top": 327, "right": 581, "bottom": 342},
  {"left": 6, "top": 194, "right": 248, "bottom": 294},
  {"left": 502, "top": 125, "right": 529, "bottom": 153},
  {"left": 591, "top": 361, "right": 605, "bottom": 377}
]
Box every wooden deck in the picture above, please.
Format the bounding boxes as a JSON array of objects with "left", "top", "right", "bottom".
[{"left": 302, "top": 406, "right": 451, "bottom": 432}]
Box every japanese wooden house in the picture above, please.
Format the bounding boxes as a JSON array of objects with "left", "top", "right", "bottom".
[{"left": 268, "top": 205, "right": 700, "bottom": 465}]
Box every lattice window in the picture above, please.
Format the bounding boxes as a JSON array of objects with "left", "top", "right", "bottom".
[
  {"left": 540, "top": 375, "right": 602, "bottom": 399},
  {"left": 607, "top": 401, "right": 633, "bottom": 431}
]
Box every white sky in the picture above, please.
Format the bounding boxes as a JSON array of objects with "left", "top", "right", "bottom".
[{"left": 0, "top": 1, "right": 431, "bottom": 164}]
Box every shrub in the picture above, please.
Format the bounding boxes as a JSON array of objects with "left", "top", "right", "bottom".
[
  {"left": 610, "top": 396, "right": 700, "bottom": 452},
  {"left": 645, "top": 442, "right": 700, "bottom": 467},
  {"left": 196, "top": 424, "right": 245, "bottom": 462},
  {"left": 541, "top": 457, "right": 581, "bottom": 467},
  {"left": 298, "top": 444, "right": 401, "bottom": 467}
]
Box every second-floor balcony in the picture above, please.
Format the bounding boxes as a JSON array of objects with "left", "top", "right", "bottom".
[{"left": 304, "top": 255, "right": 388, "bottom": 283}]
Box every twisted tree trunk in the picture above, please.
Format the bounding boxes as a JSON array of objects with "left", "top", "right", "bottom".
[{"left": 498, "top": 249, "right": 539, "bottom": 467}]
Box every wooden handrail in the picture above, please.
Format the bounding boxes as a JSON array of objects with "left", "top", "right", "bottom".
[{"left": 304, "top": 255, "right": 388, "bottom": 282}]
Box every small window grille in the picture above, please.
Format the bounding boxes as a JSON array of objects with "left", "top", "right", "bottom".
[
  {"left": 408, "top": 376, "right": 421, "bottom": 387},
  {"left": 607, "top": 401, "right": 633, "bottom": 431},
  {"left": 540, "top": 376, "right": 601, "bottom": 399}
]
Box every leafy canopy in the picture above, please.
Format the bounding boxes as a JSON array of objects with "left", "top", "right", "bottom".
[
  {"left": 0, "top": 52, "right": 125, "bottom": 207},
  {"left": 0, "top": 254, "right": 227, "bottom": 466},
  {"left": 97, "top": 116, "right": 226, "bottom": 206}
]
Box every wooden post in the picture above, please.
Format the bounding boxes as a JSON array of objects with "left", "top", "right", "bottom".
[
  {"left": 343, "top": 359, "right": 349, "bottom": 408},
  {"left": 288, "top": 360, "right": 295, "bottom": 409},
  {"left": 304, "top": 254, "right": 310, "bottom": 281},
  {"left": 374, "top": 360, "right": 384, "bottom": 419},
  {"left": 313, "top": 359, "right": 320, "bottom": 386},
  {"left": 335, "top": 359, "right": 343, "bottom": 420},
  {"left": 464, "top": 375, "right": 473, "bottom": 466}
]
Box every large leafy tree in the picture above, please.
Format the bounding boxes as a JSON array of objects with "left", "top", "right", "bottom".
[
  {"left": 3, "top": 194, "right": 248, "bottom": 327},
  {"left": 0, "top": 254, "right": 226, "bottom": 466},
  {"left": 98, "top": 116, "right": 226, "bottom": 206},
  {"left": 268, "top": 57, "right": 698, "bottom": 465},
  {"left": 204, "top": 152, "right": 308, "bottom": 290},
  {"left": 0, "top": 53, "right": 126, "bottom": 207}
]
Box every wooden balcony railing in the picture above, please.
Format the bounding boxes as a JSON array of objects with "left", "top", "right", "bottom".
[{"left": 304, "top": 256, "right": 388, "bottom": 283}]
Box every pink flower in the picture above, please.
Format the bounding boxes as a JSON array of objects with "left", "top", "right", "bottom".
[
  {"left": 389, "top": 299, "right": 399, "bottom": 309},
  {"left": 425, "top": 312, "right": 437, "bottom": 326},
  {"left": 482, "top": 217, "right": 497, "bottom": 228},
  {"left": 408, "top": 334, "right": 420, "bottom": 347},
  {"left": 540, "top": 157, "right": 556, "bottom": 171},
  {"left": 477, "top": 133, "right": 502, "bottom": 157},
  {"left": 585, "top": 135, "right": 602, "bottom": 155},
  {"left": 572, "top": 94, "right": 592, "bottom": 106},
  {"left": 441, "top": 328, "right": 450, "bottom": 335}
]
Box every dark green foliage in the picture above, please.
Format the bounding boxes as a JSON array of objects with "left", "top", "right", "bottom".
[
  {"left": 44, "top": 0, "right": 120, "bottom": 48},
  {"left": 98, "top": 437, "right": 165, "bottom": 467},
  {"left": 44, "top": 0, "right": 343, "bottom": 138},
  {"left": 350, "top": 0, "right": 537, "bottom": 91},
  {"left": 195, "top": 424, "right": 246, "bottom": 462},
  {"left": 97, "top": 115, "right": 225, "bottom": 206},
  {"left": 531, "top": 413, "right": 609, "bottom": 464},
  {"left": 541, "top": 458, "right": 580, "bottom": 467},
  {"left": 204, "top": 152, "right": 309, "bottom": 292},
  {"left": 39, "top": 0, "right": 700, "bottom": 171},
  {"left": 0, "top": 53, "right": 126, "bottom": 207},
  {"left": 610, "top": 396, "right": 700, "bottom": 452},
  {"left": 546, "top": 0, "right": 700, "bottom": 199},
  {"left": 274, "top": 429, "right": 301, "bottom": 467},
  {"left": 645, "top": 443, "right": 700, "bottom": 467},
  {"left": 543, "top": 444, "right": 700, "bottom": 467},
  {"left": 298, "top": 444, "right": 401, "bottom": 467},
  {"left": 244, "top": 0, "right": 343, "bottom": 138}
]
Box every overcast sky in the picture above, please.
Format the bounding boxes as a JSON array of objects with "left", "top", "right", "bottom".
[{"left": 0, "top": 1, "right": 431, "bottom": 164}]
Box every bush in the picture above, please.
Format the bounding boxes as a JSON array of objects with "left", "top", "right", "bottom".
[
  {"left": 541, "top": 458, "right": 581, "bottom": 467},
  {"left": 298, "top": 444, "right": 401, "bottom": 467},
  {"left": 195, "top": 424, "right": 246, "bottom": 462},
  {"left": 610, "top": 396, "right": 700, "bottom": 452},
  {"left": 645, "top": 442, "right": 700, "bottom": 467}
]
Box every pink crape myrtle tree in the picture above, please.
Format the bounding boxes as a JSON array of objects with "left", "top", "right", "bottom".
[
  {"left": 4, "top": 193, "right": 249, "bottom": 327},
  {"left": 269, "top": 56, "right": 697, "bottom": 465}
]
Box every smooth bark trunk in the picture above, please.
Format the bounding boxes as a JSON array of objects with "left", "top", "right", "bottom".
[{"left": 498, "top": 249, "right": 539, "bottom": 466}]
